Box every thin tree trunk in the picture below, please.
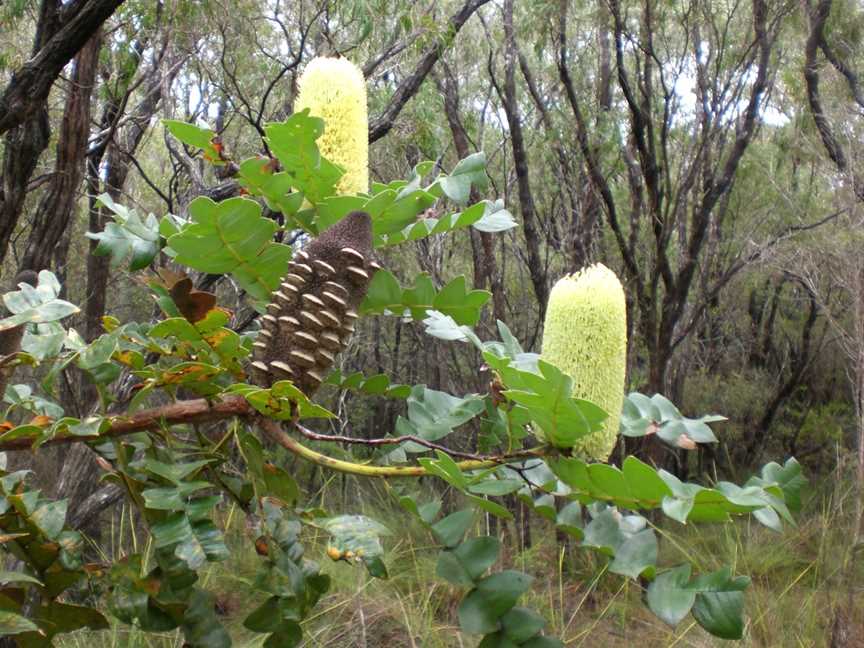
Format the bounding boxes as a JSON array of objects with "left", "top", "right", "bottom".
[
  {"left": 491, "top": 0, "right": 548, "bottom": 322},
  {"left": 20, "top": 30, "right": 101, "bottom": 273}
]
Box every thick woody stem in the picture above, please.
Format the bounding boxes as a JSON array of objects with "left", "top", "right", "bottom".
[
  {"left": 0, "top": 395, "right": 548, "bottom": 479},
  {"left": 0, "top": 395, "right": 252, "bottom": 451}
]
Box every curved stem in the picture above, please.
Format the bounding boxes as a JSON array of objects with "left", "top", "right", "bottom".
[{"left": 257, "top": 416, "right": 547, "bottom": 478}]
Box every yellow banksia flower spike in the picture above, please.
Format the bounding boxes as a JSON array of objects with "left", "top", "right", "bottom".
[
  {"left": 540, "top": 264, "right": 627, "bottom": 461},
  {"left": 295, "top": 56, "right": 368, "bottom": 195}
]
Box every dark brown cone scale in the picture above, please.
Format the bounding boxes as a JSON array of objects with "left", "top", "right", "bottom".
[{"left": 249, "top": 211, "right": 376, "bottom": 395}]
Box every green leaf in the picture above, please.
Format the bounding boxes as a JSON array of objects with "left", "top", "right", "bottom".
[
  {"left": 473, "top": 200, "right": 517, "bottom": 233},
  {"left": 141, "top": 482, "right": 211, "bottom": 510},
  {"left": 264, "top": 111, "right": 342, "bottom": 208},
  {"left": 0, "top": 571, "right": 43, "bottom": 587},
  {"left": 404, "top": 386, "right": 485, "bottom": 443},
  {"left": 468, "top": 478, "right": 523, "bottom": 496},
  {"left": 436, "top": 152, "right": 489, "bottom": 204},
  {"left": 27, "top": 601, "right": 109, "bottom": 638},
  {"left": 622, "top": 456, "right": 673, "bottom": 505},
  {"left": 458, "top": 590, "right": 502, "bottom": 635},
  {"left": 371, "top": 188, "right": 437, "bottom": 238},
  {"left": 164, "top": 120, "right": 216, "bottom": 149},
  {"left": 0, "top": 611, "right": 38, "bottom": 635},
  {"left": 149, "top": 318, "right": 202, "bottom": 341},
  {"left": 692, "top": 591, "right": 745, "bottom": 639},
  {"left": 478, "top": 632, "right": 519, "bottom": 648},
  {"left": 454, "top": 536, "right": 500, "bottom": 580},
  {"left": 423, "top": 310, "right": 477, "bottom": 342},
  {"left": 0, "top": 275, "right": 79, "bottom": 332},
  {"left": 361, "top": 269, "right": 402, "bottom": 314},
  {"left": 244, "top": 596, "right": 283, "bottom": 632},
  {"left": 432, "top": 276, "right": 491, "bottom": 326},
  {"left": 555, "top": 501, "right": 583, "bottom": 539},
  {"left": 151, "top": 512, "right": 194, "bottom": 548},
  {"left": 30, "top": 500, "right": 68, "bottom": 540},
  {"left": 747, "top": 457, "right": 807, "bottom": 513},
  {"left": 181, "top": 589, "right": 231, "bottom": 648},
  {"left": 86, "top": 194, "right": 160, "bottom": 270},
  {"left": 142, "top": 458, "right": 213, "bottom": 485},
  {"left": 418, "top": 450, "right": 468, "bottom": 489},
  {"left": 236, "top": 381, "right": 335, "bottom": 420},
  {"left": 263, "top": 621, "right": 303, "bottom": 647},
  {"left": 609, "top": 529, "right": 657, "bottom": 579},
  {"left": 459, "top": 570, "right": 534, "bottom": 634},
  {"left": 465, "top": 494, "right": 514, "bottom": 520},
  {"left": 646, "top": 565, "right": 696, "bottom": 627},
  {"left": 436, "top": 550, "right": 474, "bottom": 587},
  {"left": 360, "top": 272, "right": 490, "bottom": 326},
  {"left": 501, "top": 606, "right": 546, "bottom": 642},
  {"left": 582, "top": 508, "right": 625, "bottom": 555},
  {"left": 620, "top": 392, "right": 725, "bottom": 448},
  {"left": 432, "top": 509, "right": 474, "bottom": 548},
  {"left": 262, "top": 463, "right": 300, "bottom": 505},
  {"left": 166, "top": 197, "right": 291, "bottom": 302},
  {"left": 502, "top": 360, "right": 607, "bottom": 448}
]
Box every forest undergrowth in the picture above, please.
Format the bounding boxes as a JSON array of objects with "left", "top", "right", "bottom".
[{"left": 55, "top": 466, "right": 863, "bottom": 648}]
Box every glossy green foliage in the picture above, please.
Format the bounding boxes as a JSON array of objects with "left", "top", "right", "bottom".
[
  {"left": 163, "top": 120, "right": 226, "bottom": 165},
  {"left": 242, "top": 501, "right": 330, "bottom": 647},
  {"left": 99, "top": 438, "right": 233, "bottom": 645},
  {"left": 646, "top": 565, "right": 749, "bottom": 639},
  {"left": 398, "top": 501, "right": 562, "bottom": 646},
  {"left": 361, "top": 271, "right": 491, "bottom": 326},
  {"left": 0, "top": 468, "right": 109, "bottom": 642},
  {"left": 162, "top": 196, "right": 293, "bottom": 302},
  {"left": 324, "top": 368, "right": 411, "bottom": 399}
]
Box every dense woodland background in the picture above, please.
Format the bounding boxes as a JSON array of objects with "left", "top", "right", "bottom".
[{"left": 1, "top": 0, "right": 863, "bottom": 645}]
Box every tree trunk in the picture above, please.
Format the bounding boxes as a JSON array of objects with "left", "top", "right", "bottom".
[{"left": 20, "top": 30, "right": 101, "bottom": 273}]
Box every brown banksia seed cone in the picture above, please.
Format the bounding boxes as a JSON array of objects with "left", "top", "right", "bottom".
[{"left": 248, "top": 211, "right": 378, "bottom": 395}]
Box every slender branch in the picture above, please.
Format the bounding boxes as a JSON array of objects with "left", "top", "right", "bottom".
[
  {"left": 295, "top": 422, "right": 544, "bottom": 463},
  {"left": 368, "top": 0, "right": 492, "bottom": 143},
  {"left": 259, "top": 417, "right": 545, "bottom": 478}
]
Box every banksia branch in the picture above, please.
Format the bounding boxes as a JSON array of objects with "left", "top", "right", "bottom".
[
  {"left": 294, "top": 57, "right": 369, "bottom": 195},
  {"left": 249, "top": 211, "right": 378, "bottom": 396},
  {"left": 540, "top": 264, "right": 627, "bottom": 461}
]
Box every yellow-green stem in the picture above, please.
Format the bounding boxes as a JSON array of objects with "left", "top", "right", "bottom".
[{"left": 256, "top": 417, "right": 541, "bottom": 477}]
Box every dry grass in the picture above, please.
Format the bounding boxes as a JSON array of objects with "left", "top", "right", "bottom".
[{"left": 56, "top": 475, "right": 863, "bottom": 648}]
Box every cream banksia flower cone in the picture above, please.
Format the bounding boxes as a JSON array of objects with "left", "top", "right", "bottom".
[
  {"left": 294, "top": 57, "right": 369, "bottom": 195},
  {"left": 540, "top": 264, "right": 627, "bottom": 461}
]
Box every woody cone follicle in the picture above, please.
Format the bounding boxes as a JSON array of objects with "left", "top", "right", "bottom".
[{"left": 250, "top": 211, "right": 377, "bottom": 395}]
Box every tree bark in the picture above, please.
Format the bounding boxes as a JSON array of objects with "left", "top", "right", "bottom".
[
  {"left": 0, "top": 0, "right": 125, "bottom": 136},
  {"left": 19, "top": 30, "right": 102, "bottom": 273}
]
